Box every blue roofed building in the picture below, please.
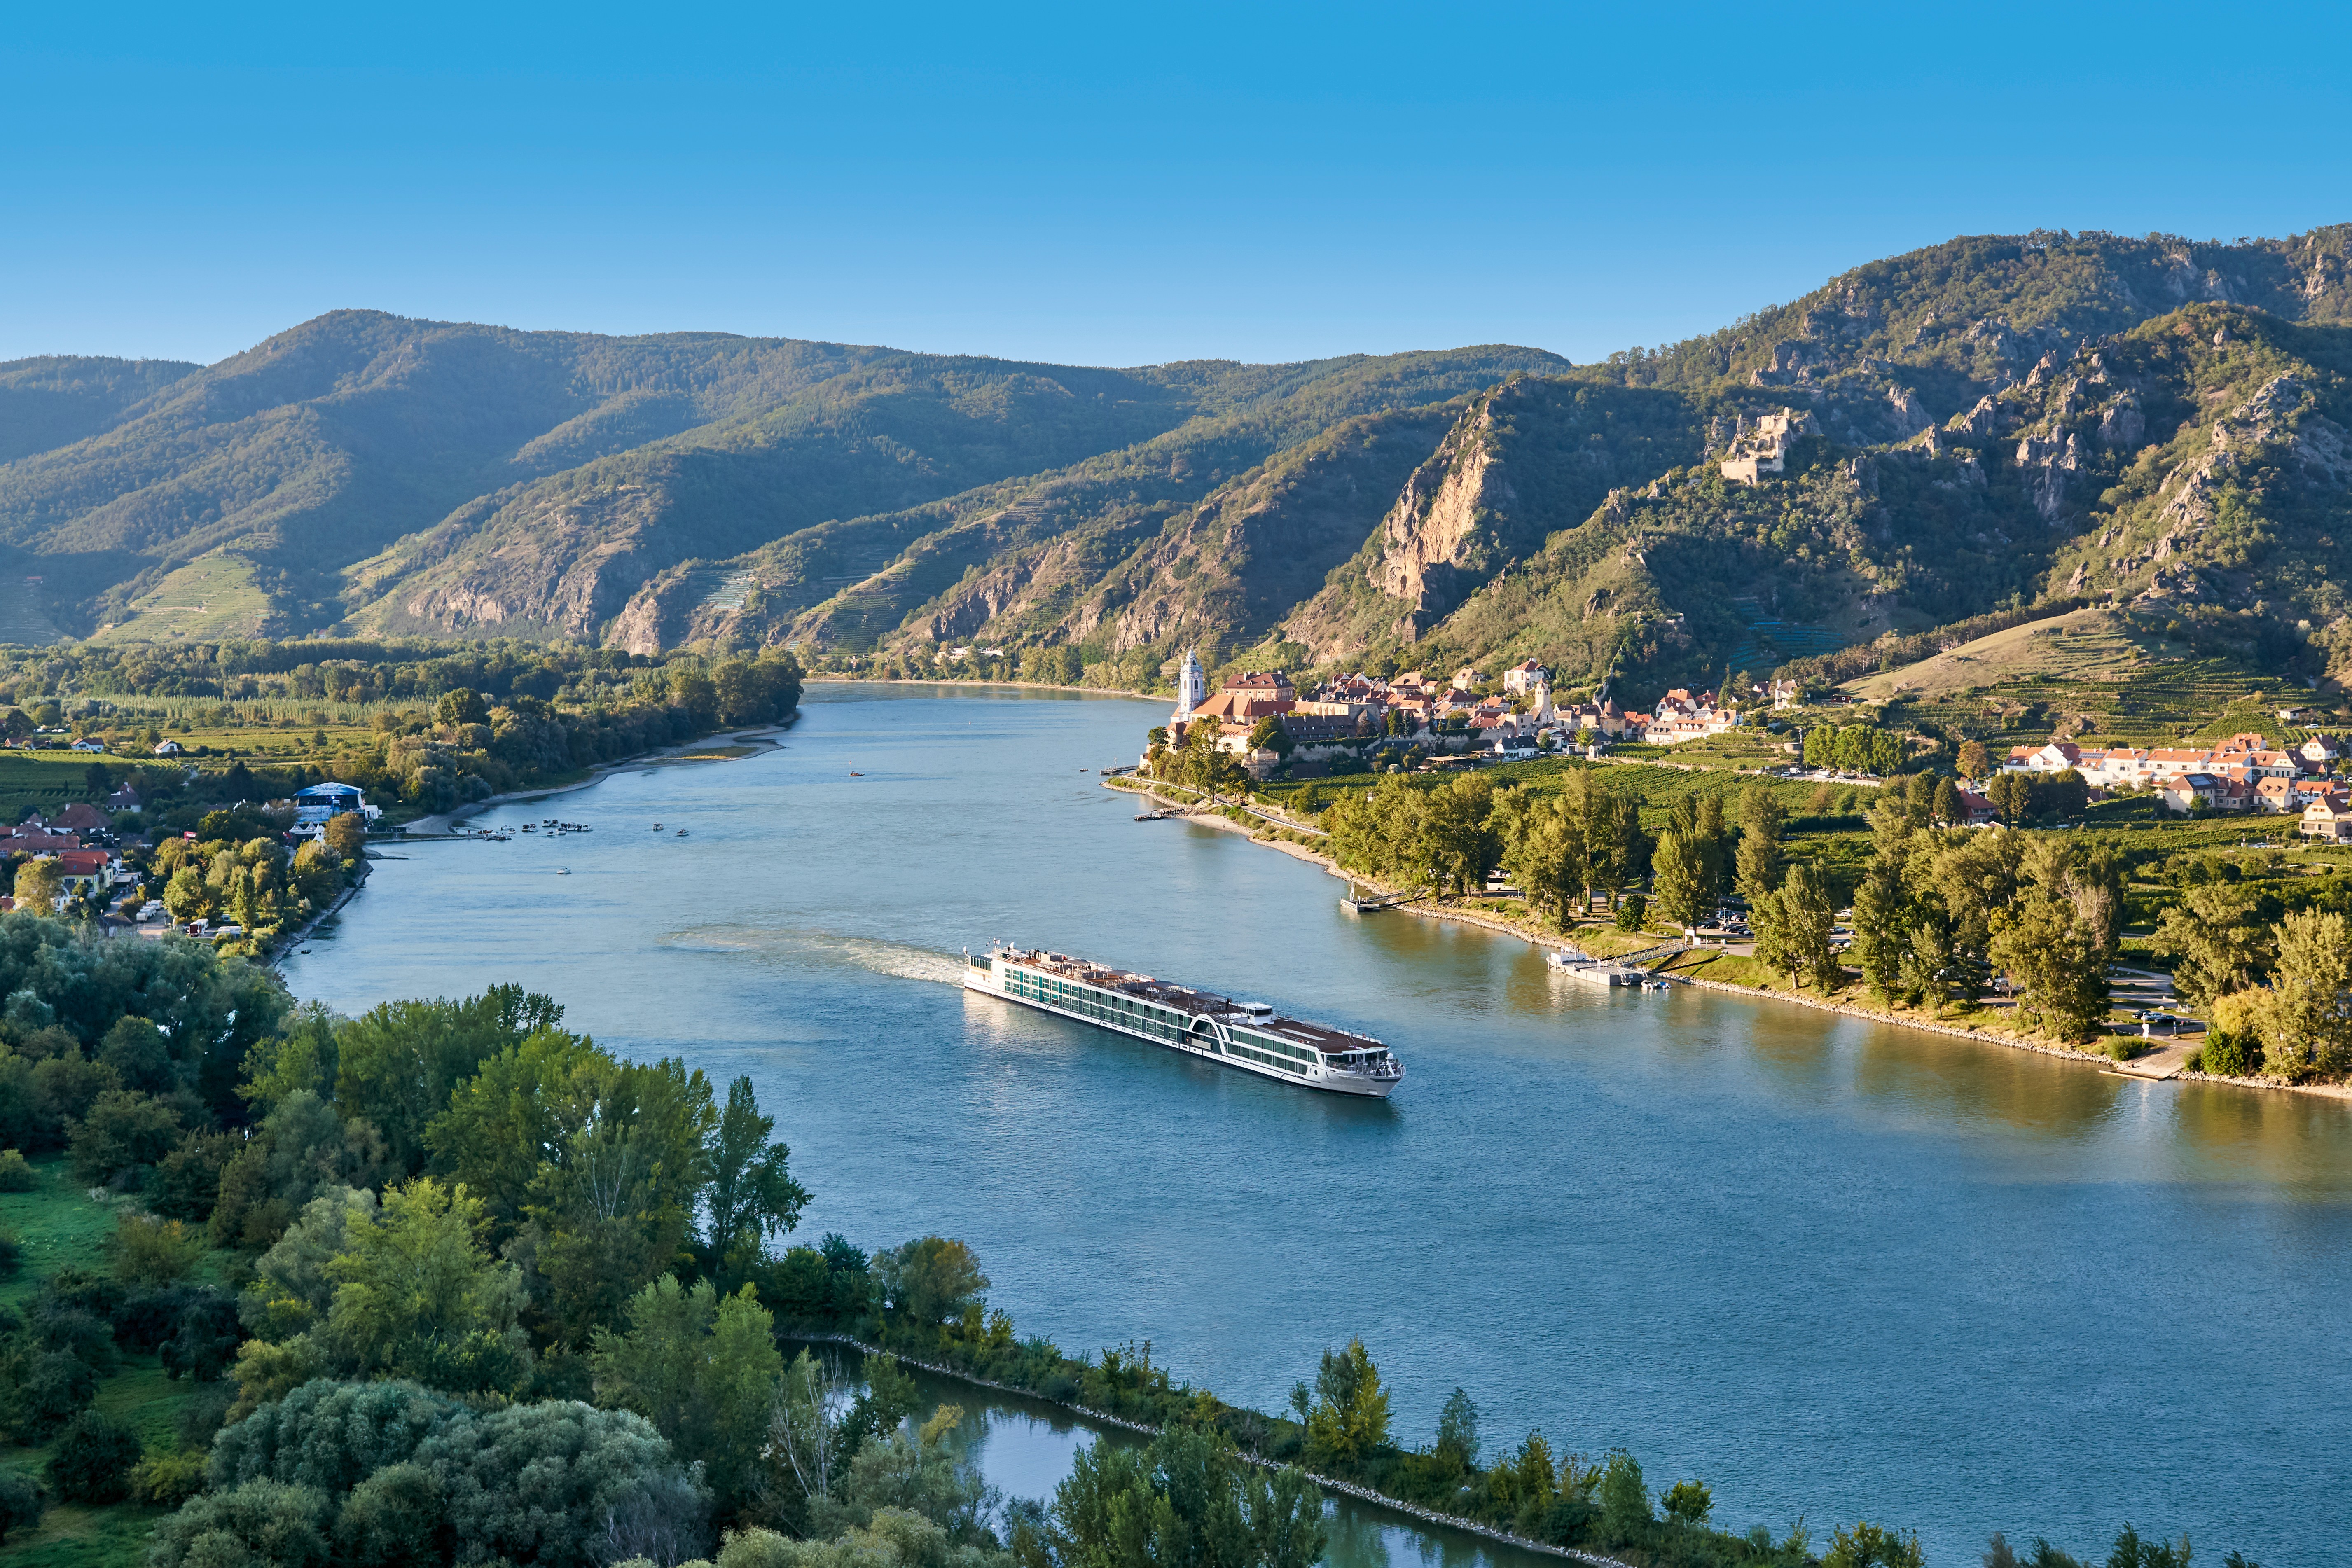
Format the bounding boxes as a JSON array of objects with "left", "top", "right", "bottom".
[{"left": 292, "top": 782, "right": 380, "bottom": 840}]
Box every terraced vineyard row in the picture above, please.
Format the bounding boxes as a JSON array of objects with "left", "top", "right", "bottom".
[{"left": 1888, "top": 660, "right": 2311, "bottom": 747}]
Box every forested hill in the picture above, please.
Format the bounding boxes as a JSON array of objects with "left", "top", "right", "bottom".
[
  {"left": 781, "top": 227, "right": 2352, "bottom": 696},
  {"left": 0, "top": 315, "right": 1559, "bottom": 650},
  {"left": 6, "top": 227, "right": 2352, "bottom": 700}
]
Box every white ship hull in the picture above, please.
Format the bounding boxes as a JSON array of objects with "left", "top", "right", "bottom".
[{"left": 964, "top": 953, "right": 1401, "bottom": 1098}]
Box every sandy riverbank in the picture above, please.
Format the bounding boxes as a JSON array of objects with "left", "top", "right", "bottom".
[
  {"left": 400, "top": 721, "right": 796, "bottom": 837},
  {"left": 1109, "top": 778, "right": 2352, "bottom": 1103}
]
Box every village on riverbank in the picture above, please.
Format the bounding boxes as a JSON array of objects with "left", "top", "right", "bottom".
[{"left": 1120, "top": 649, "right": 2352, "bottom": 1100}]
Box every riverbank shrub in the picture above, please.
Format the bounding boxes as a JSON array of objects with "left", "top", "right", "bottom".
[
  {"left": 47, "top": 1408, "right": 143, "bottom": 1503},
  {"left": 0, "top": 1469, "right": 43, "bottom": 1544}
]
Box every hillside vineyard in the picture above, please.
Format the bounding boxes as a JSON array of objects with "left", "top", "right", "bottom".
[{"left": 4, "top": 228, "right": 2351, "bottom": 698}]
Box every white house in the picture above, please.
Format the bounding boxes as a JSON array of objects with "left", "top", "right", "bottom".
[{"left": 1502, "top": 660, "right": 1548, "bottom": 696}]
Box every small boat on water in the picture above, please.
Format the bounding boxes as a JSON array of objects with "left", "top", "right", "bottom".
[
  {"left": 676, "top": 828, "right": 688, "bottom": 836},
  {"left": 555, "top": 867, "right": 570, "bottom": 875}
]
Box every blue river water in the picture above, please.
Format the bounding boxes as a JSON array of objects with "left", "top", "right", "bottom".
[{"left": 281, "top": 685, "right": 2352, "bottom": 1567}]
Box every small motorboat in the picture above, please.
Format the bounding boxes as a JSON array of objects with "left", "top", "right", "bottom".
[
  {"left": 849, "top": 772, "right": 864, "bottom": 777},
  {"left": 555, "top": 867, "right": 571, "bottom": 875},
  {"left": 652, "top": 823, "right": 663, "bottom": 830},
  {"left": 676, "top": 828, "right": 688, "bottom": 837}
]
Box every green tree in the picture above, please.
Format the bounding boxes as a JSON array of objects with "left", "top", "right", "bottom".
[
  {"left": 412, "top": 1400, "right": 710, "bottom": 1567},
  {"left": 1300, "top": 1338, "right": 1389, "bottom": 1472},
  {"left": 1043, "top": 1425, "right": 1323, "bottom": 1568},
  {"left": 435, "top": 689, "right": 490, "bottom": 727},
  {"left": 876, "top": 1236, "right": 990, "bottom": 1332},
  {"left": 525, "top": 1054, "right": 719, "bottom": 1346},
  {"left": 2149, "top": 884, "right": 2272, "bottom": 1006},
  {"left": 1659, "top": 1479, "right": 1711, "bottom": 1526},
  {"left": 323, "top": 812, "right": 368, "bottom": 860},
  {"left": 336, "top": 986, "right": 563, "bottom": 1175},
  {"left": 1901, "top": 909, "right": 1963, "bottom": 1017},
  {"left": 1779, "top": 865, "right": 1841, "bottom": 992},
  {"left": 1423, "top": 774, "right": 1499, "bottom": 896},
  {"left": 1596, "top": 1450, "right": 1649, "bottom": 1548},
  {"left": 0, "top": 1468, "right": 41, "bottom": 1545},
  {"left": 163, "top": 862, "right": 210, "bottom": 923},
  {"left": 12, "top": 858, "right": 63, "bottom": 918},
  {"left": 1849, "top": 865, "right": 1911, "bottom": 1002},
  {"left": 1735, "top": 788, "right": 1785, "bottom": 903},
  {"left": 320, "top": 1177, "right": 531, "bottom": 1395},
  {"left": 424, "top": 1025, "right": 602, "bottom": 1241},
  {"left": 206, "top": 1376, "right": 459, "bottom": 1496},
  {"left": 2249, "top": 909, "right": 2352, "bottom": 1080},
  {"left": 1987, "top": 771, "right": 2032, "bottom": 825},
  {"left": 1823, "top": 1520, "right": 1925, "bottom": 1568},
  {"left": 112, "top": 1213, "right": 206, "bottom": 1286},
  {"left": 1649, "top": 832, "right": 1712, "bottom": 935},
  {"left": 591, "top": 1275, "right": 784, "bottom": 1520},
  {"left": 68, "top": 1089, "right": 182, "bottom": 1184},
  {"left": 703, "top": 1074, "right": 810, "bottom": 1287},
  {"left": 1565, "top": 770, "right": 1640, "bottom": 909},
  {"left": 1245, "top": 715, "right": 1292, "bottom": 759},
  {"left": 147, "top": 1479, "right": 334, "bottom": 1568},
  {"left": 1990, "top": 893, "right": 2111, "bottom": 1041},
  {"left": 1494, "top": 791, "right": 1589, "bottom": 931},
  {"left": 1434, "top": 1387, "right": 1480, "bottom": 1470},
  {"left": 47, "top": 1409, "right": 141, "bottom": 1503}
]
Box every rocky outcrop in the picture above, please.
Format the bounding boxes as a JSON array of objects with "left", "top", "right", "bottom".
[
  {"left": 2098, "top": 395, "right": 2145, "bottom": 448},
  {"left": 1887, "top": 385, "right": 1932, "bottom": 435},
  {"left": 2015, "top": 431, "right": 2082, "bottom": 521},
  {"left": 1365, "top": 400, "right": 1513, "bottom": 623},
  {"left": 1950, "top": 395, "right": 2001, "bottom": 437}
]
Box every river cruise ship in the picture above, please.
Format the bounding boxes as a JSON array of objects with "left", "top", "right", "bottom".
[{"left": 964, "top": 945, "right": 1404, "bottom": 1097}]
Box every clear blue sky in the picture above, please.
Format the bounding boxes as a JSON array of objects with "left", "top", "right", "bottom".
[{"left": 4, "top": 1, "right": 2345, "bottom": 369}]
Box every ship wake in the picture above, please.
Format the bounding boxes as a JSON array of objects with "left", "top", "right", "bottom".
[{"left": 662, "top": 925, "right": 968, "bottom": 985}]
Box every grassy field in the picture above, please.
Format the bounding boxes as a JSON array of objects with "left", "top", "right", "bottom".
[
  {"left": 0, "top": 1159, "right": 213, "bottom": 1566},
  {"left": 0, "top": 1157, "right": 129, "bottom": 1314}
]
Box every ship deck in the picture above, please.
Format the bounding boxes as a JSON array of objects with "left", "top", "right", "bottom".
[{"left": 1003, "top": 949, "right": 1385, "bottom": 1057}]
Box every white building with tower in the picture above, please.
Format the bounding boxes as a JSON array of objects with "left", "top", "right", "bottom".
[{"left": 1173, "top": 648, "right": 1207, "bottom": 721}]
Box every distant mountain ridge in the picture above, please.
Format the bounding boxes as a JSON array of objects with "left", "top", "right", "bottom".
[{"left": 4, "top": 227, "right": 2351, "bottom": 696}]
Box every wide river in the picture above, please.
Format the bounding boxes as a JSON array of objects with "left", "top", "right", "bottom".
[{"left": 283, "top": 685, "right": 2352, "bottom": 1568}]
